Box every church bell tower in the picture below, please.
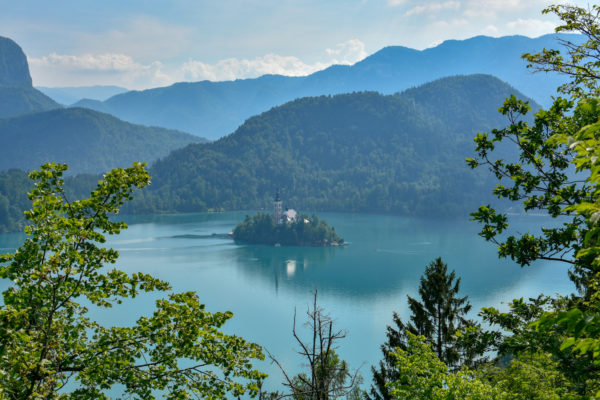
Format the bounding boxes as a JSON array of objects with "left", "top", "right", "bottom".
[{"left": 273, "top": 189, "right": 283, "bottom": 224}]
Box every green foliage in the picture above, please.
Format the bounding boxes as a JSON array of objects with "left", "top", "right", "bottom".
[
  {"left": 523, "top": 4, "right": 600, "bottom": 100},
  {"left": 291, "top": 350, "right": 362, "bottom": 400},
  {"left": 389, "top": 334, "right": 582, "bottom": 400},
  {"left": 0, "top": 163, "right": 266, "bottom": 399},
  {"left": 0, "top": 169, "right": 31, "bottom": 232},
  {"left": 232, "top": 212, "right": 344, "bottom": 246},
  {"left": 480, "top": 352, "right": 580, "bottom": 400},
  {"left": 388, "top": 333, "right": 506, "bottom": 400},
  {"left": 407, "top": 258, "right": 473, "bottom": 369},
  {"left": 468, "top": 94, "right": 596, "bottom": 293},
  {"left": 367, "top": 258, "right": 478, "bottom": 400},
  {"left": 469, "top": 4, "right": 600, "bottom": 398},
  {"left": 475, "top": 296, "right": 600, "bottom": 396}
]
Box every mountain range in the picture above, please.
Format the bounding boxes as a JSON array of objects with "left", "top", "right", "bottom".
[
  {"left": 0, "top": 36, "right": 206, "bottom": 175},
  {"left": 36, "top": 85, "right": 128, "bottom": 105},
  {"left": 122, "top": 74, "right": 533, "bottom": 218},
  {"left": 0, "top": 107, "right": 205, "bottom": 174},
  {"left": 71, "top": 34, "right": 572, "bottom": 139}
]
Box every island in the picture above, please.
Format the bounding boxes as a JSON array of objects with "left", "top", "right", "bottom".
[{"left": 232, "top": 191, "right": 344, "bottom": 247}]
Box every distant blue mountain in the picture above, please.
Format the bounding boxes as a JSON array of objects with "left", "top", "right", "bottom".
[
  {"left": 36, "top": 85, "right": 128, "bottom": 105},
  {"left": 74, "top": 34, "right": 578, "bottom": 139}
]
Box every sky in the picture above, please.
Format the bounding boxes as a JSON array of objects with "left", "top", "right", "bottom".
[{"left": 0, "top": 0, "right": 590, "bottom": 89}]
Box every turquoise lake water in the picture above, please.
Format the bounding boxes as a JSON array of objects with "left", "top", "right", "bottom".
[{"left": 0, "top": 211, "right": 576, "bottom": 393}]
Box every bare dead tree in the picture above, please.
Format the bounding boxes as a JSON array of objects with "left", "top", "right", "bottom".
[{"left": 267, "top": 291, "right": 362, "bottom": 400}]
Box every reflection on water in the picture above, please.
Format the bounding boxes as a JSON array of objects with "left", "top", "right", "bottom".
[{"left": 0, "top": 211, "right": 576, "bottom": 393}]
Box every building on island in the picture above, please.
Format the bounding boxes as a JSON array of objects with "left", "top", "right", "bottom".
[{"left": 272, "top": 189, "right": 297, "bottom": 224}]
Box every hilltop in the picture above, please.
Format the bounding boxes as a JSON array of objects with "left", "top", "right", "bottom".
[
  {"left": 0, "top": 74, "right": 536, "bottom": 232},
  {"left": 0, "top": 36, "right": 60, "bottom": 117},
  {"left": 74, "top": 34, "right": 569, "bottom": 139},
  {"left": 124, "top": 74, "right": 532, "bottom": 217},
  {"left": 0, "top": 107, "right": 205, "bottom": 175}
]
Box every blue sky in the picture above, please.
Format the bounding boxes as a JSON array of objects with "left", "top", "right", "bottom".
[{"left": 0, "top": 0, "right": 589, "bottom": 89}]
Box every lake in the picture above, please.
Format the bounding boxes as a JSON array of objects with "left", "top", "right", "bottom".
[{"left": 0, "top": 211, "right": 575, "bottom": 393}]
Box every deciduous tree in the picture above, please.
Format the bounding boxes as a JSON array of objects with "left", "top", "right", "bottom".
[{"left": 0, "top": 163, "right": 266, "bottom": 399}]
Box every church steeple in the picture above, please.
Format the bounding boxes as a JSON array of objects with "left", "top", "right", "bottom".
[{"left": 273, "top": 188, "right": 283, "bottom": 224}]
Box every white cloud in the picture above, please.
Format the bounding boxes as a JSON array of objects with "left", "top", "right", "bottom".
[
  {"left": 462, "top": 0, "right": 555, "bottom": 18},
  {"left": 506, "top": 18, "right": 557, "bottom": 36},
  {"left": 181, "top": 39, "right": 367, "bottom": 82},
  {"left": 387, "top": 0, "right": 408, "bottom": 6},
  {"left": 325, "top": 39, "right": 368, "bottom": 64},
  {"left": 404, "top": 1, "right": 461, "bottom": 17},
  {"left": 432, "top": 18, "right": 469, "bottom": 28},
  {"left": 180, "top": 54, "right": 327, "bottom": 82},
  {"left": 28, "top": 53, "right": 172, "bottom": 89},
  {"left": 30, "top": 53, "right": 141, "bottom": 72},
  {"left": 28, "top": 40, "right": 369, "bottom": 89},
  {"left": 482, "top": 24, "right": 500, "bottom": 35}
]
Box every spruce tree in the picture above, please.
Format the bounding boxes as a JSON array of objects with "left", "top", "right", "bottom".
[
  {"left": 408, "top": 257, "right": 472, "bottom": 368},
  {"left": 366, "top": 257, "right": 474, "bottom": 400}
]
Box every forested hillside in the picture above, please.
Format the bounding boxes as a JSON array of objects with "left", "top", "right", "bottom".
[
  {"left": 123, "top": 74, "right": 531, "bottom": 217},
  {"left": 75, "top": 34, "right": 568, "bottom": 138},
  {"left": 0, "top": 74, "right": 535, "bottom": 231},
  {"left": 0, "top": 107, "right": 206, "bottom": 175}
]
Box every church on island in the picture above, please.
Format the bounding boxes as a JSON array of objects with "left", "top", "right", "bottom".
[
  {"left": 231, "top": 189, "right": 343, "bottom": 246},
  {"left": 272, "top": 189, "right": 297, "bottom": 224}
]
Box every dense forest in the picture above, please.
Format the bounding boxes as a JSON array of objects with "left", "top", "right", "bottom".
[
  {"left": 233, "top": 212, "right": 343, "bottom": 246},
  {"left": 0, "top": 74, "right": 531, "bottom": 232},
  {"left": 0, "top": 86, "right": 60, "bottom": 118},
  {"left": 125, "top": 74, "right": 529, "bottom": 217},
  {"left": 0, "top": 107, "right": 205, "bottom": 175}
]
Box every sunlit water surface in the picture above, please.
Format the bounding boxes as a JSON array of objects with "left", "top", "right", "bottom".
[{"left": 0, "top": 211, "right": 575, "bottom": 393}]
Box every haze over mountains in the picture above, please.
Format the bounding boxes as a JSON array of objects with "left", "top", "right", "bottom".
[
  {"left": 125, "top": 74, "right": 533, "bottom": 217},
  {"left": 36, "top": 85, "right": 128, "bottom": 105},
  {"left": 0, "top": 36, "right": 205, "bottom": 175},
  {"left": 0, "top": 34, "right": 549, "bottom": 231},
  {"left": 69, "top": 34, "right": 572, "bottom": 139},
  {"left": 0, "top": 107, "right": 205, "bottom": 174}
]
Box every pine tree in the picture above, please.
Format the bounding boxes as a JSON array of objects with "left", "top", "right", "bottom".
[
  {"left": 408, "top": 257, "right": 472, "bottom": 368},
  {"left": 366, "top": 257, "right": 474, "bottom": 400}
]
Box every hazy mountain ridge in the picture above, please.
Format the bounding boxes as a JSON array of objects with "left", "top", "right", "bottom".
[
  {"left": 0, "top": 36, "right": 206, "bottom": 175},
  {"left": 0, "top": 74, "right": 535, "bottom": 232},
  {"left": 0, "top": 86, "right": 61, "bottom": 118},
  {"left": 123, "top": 74, "right": 532, "bottom": 217},
  {"left": 0, "top": 107, "right": 206, "bottom": 175},
  {"left": 36, "top": 85, "right": 128, "bottom": 105},
  {"left": 76, "top": 34, "right": 573, "bottom": 139}
]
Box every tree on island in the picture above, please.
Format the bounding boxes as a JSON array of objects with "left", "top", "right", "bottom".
[
  {"left": 367, "top": 258, "right": 478, "bottom": 400},
  {"left": 0, "top": 163, "right": 266, "bottom": 399},
  {"left": 233, "top": 212, "right": 344, "bottom": 247}
]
